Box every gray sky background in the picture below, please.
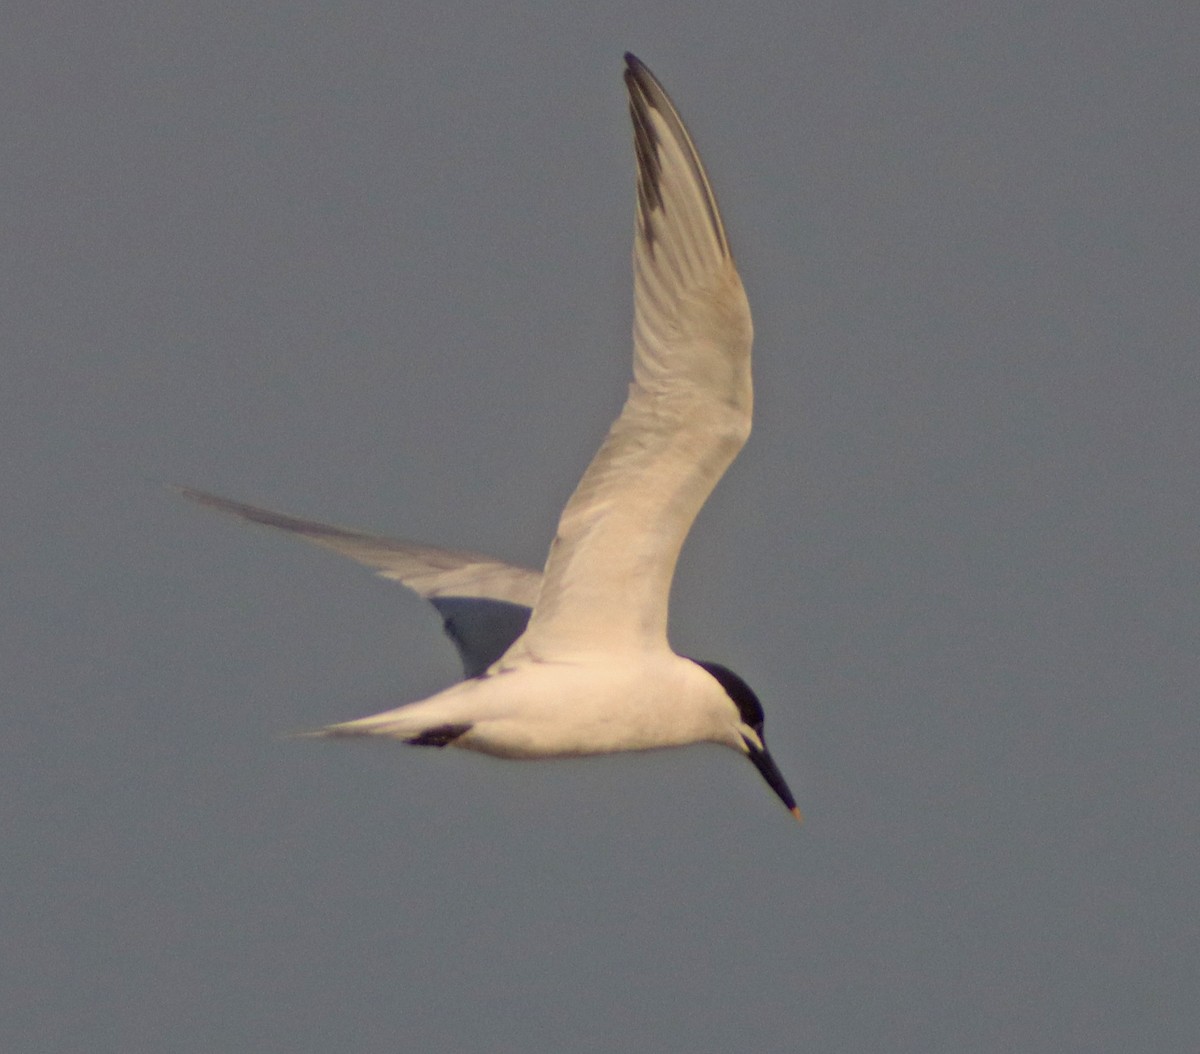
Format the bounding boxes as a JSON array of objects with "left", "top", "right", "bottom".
[{"left": 6, "top": 3, "right": 1198, "bottom": 1052}]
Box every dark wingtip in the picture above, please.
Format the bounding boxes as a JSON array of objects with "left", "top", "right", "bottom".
[
  {"left": 173, "top": 484, "right": 225, "bottom": 510},
  {"left": 624, "top": 53, "right": 653, "bottom": 88}
]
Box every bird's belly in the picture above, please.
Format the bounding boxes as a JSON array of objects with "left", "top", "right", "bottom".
[
  {"left": 457, "top": 718, "right": 685, "bottom": 759},
  {"left": 395, "top": 654, "right": 721, "bottom": 760},
  {"left": 455, "top": 688, "right": 709, "bottom": 759}
]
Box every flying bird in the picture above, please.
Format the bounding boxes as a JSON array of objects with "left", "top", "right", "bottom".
[{"left": 181, "top": 53, "right": 801, "bottom": 821}]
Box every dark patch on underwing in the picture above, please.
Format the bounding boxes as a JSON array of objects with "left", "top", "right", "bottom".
[
  {"left": 403, "top": 723, "right": 473, "bottom": 748},
  {"left": 429, "top": 596, "right": 532, "bottom": 679}
]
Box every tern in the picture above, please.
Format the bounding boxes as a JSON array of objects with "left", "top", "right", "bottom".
[{"left": 181, "top": 54, "right": 802, "bottom": 821}]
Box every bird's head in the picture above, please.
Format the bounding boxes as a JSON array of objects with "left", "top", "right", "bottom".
[{"left": 694, "top": 660, "right": 802, "bottom": 822}]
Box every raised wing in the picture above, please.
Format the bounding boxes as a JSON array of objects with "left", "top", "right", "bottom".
[
  {"left": 504, "top": 54, "right": 753, "bottom": 663},
  {"left": 177, "top": 486, "right": 538, "bottom": 676}
]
